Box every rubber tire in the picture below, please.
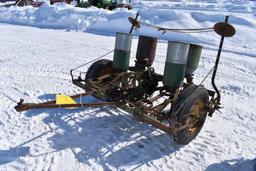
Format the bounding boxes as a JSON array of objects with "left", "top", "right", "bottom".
[
  {"left": 173, "top": 85, "right": 209, "bottom": 145},
  {"left": 86, "top": 59, "right": 113, "bottom": 80}
]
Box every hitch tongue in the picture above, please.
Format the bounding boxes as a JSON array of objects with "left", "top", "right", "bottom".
[{"left": 17, "top": 99, "right": 24, "bottom": 106}]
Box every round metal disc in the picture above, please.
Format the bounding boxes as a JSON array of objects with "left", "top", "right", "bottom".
[
  {"left": 214, "top": 22, "right": 236, "bottom": 37},
  {"left": 128, "top": 17, "right": 141, "bottom": 28}
]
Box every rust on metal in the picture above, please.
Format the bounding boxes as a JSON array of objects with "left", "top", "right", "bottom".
[
  {"left": 135, "top": 113, "right": 189, "bottom": 135},
  {"left": 214, "top": 22, "right": 236, "bottom": 37},
  {"left": 135, "top": 114, "right": 175, "bottom": 134},
  {"left": 135, "top": 35, "right": 158, "bottom": 67},
  {"left": 128, "top": 17, "right": 141, "bottom": 28},
  {"left": 15, "top": 101, "right": 118, "bottom": 112},
  {"left": 41, "top": 92, "right": 92, "bottom": 105},
  {"left": 185, "top": 99, "right": 205, "bottom": 135}
]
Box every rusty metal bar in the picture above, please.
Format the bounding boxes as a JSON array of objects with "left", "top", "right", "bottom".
[
  {"left": 136, "top": 114, "right": 174, "bottom": 134},
  {"left": 149, "top": 94, "right": 162, "bottom": 103},
  {"left": 135, "top": 114, "right": 189, "bottom": 135},
  {"left": 15, "top": 101, "right": 117, "bottom": 112},
  {"left": 211, "top": 16, "right": 229, "bottom": 106},
  {"left": 41, "top": 92, "right": 92, "bottom": 105},
  {"left": 97, "top": 74, "right": 111, "bottom": 81}
]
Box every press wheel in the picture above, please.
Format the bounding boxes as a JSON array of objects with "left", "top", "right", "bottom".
[{"left": 173, "top": 85, "right": 209, "bottom": 145}]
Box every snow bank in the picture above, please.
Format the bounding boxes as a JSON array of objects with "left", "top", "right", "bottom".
[
  {"left": 134, "top": 0, "right": 256, "bottom": 13},
  {"left": 0, "top": 3, "right": 112, "bottom": 30},
  {"left": 1, "top": 3, "right": 256, "bottom": 42},
  {"left": 1, "top": 1, "right": 256, "bottom": 57}
]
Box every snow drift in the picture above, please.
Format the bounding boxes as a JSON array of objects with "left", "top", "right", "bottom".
[{"left": 0, "top": 2, "right": 256, "bottom": 36}]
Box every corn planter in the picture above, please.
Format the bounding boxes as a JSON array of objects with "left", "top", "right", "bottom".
[{"left": 15, "top": 15, "right": 236, "bottom": 145}]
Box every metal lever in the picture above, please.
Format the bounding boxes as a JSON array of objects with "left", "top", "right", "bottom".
[
  {"left": 129, "top": 13, "right": 140, "bottom": 34},
  {"left": 210, "top": 16, "right": 236, "bottom": 115}
]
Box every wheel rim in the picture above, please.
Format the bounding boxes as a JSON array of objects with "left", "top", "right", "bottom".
[{"left": 185, "top": 99, "right": 206, "bottom": 135}]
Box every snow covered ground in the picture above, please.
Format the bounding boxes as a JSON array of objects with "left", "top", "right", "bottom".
[{"left": 0, "top": 0, "right": 256, "bottom": 170}]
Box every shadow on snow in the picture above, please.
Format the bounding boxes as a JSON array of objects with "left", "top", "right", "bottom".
[
  {"left": 6, "top": 97, "right": 181, "bottom": 169},
  {"left": 206, "top": 158, "right": 256, "bottom": 171},
  {"left": 0, "top": 147, "right": 30, "bottom": 165}
]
